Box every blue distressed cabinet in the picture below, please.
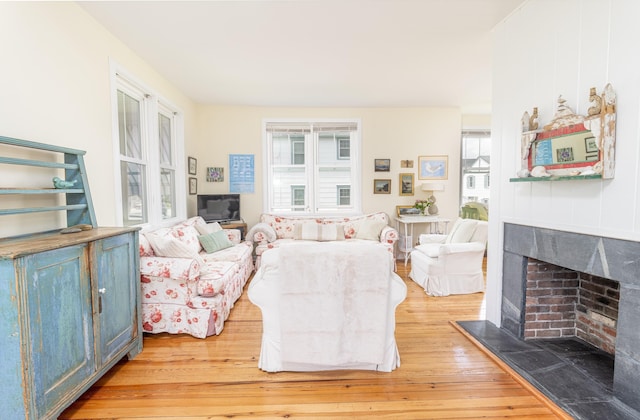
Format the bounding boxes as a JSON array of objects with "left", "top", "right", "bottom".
[
  {"left": 0, "top": 228, "right": 142, "bottom": 419},
  {"left": 0, "top": 136, "right": 142, "bottom": 419}
]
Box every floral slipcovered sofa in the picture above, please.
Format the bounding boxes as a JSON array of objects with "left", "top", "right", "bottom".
[
  {"left": 246, "top": 212, "right": 399, "bottom": 269},
  {"left": 139, "top": 216, "right": 254, "bottom": 338}
]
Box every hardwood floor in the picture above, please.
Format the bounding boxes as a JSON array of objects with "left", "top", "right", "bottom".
[{"left": 60, "top": 261, "right": 566, "bottom": 419}]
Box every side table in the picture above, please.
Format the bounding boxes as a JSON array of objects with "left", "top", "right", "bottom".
[
  {"left": 395, "top": 215, "right": 450, "bottom": 266},
  {"left": 221, "top": 221, "right": 247, "bottom": 239}
]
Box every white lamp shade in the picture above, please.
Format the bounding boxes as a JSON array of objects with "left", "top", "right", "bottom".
[{"left": 421, "top": 182, "right": 445, "bottom": 192}]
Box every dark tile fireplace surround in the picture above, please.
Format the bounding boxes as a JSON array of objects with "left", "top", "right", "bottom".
[{"left": 459, "top": 223, "right": 640, "bottom": 420}]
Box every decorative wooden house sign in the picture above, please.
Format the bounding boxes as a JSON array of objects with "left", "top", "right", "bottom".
[{"left": 512, "top": 83, "right": 616, "bottom": 181}]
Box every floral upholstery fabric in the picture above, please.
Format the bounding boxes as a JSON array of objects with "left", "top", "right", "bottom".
[
  {"left": 249, "top": 212, "right": 399, "bottom": 269},
  {"left": 139, "top": 216, "right": 254, "bottom": 338}
]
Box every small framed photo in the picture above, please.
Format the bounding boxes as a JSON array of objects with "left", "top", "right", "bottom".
[
  {"left": 206, "top": 167, "right": 224, "bottom": 182},
  {"left": 188, "top": 157, "right": 197, "bottom": 175},
  {"left": 373, "top": 179, "right": 391, "bottom": 194},
  {"left": 400, "top": 159, "right": 414, "bottom": 168},
  {"left": 585, "top": 136, "right": 598, "bottom": 153},
  {"left": 399, "top": 173, "right": 414, "bottom": 196},
  {"left": 396, "top": 205, "right": 420, "bottom": 217},
  {"left": 418, "top": 155, "right": 448, "bottom": 180},
  {"left": 374, "top": 158, "right": 390, "bottom": 172},
  {"left": 188, "top": 177, "right": 197, "bottom": 195}
]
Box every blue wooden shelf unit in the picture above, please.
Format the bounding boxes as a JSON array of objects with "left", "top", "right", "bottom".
[
  {"left": 0, "top": 135, "right": 142, "bottom": 419},
  {"left": 0, "top": 135, "right": 97, "bottom": 228}
]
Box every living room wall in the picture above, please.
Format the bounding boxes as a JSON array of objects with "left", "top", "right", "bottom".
[
  {"left": 0, "top": 3, "right": 197, "bottom": 237},
  {"left": 486, "top": 0, "right": 640, "bottom": 325},
  {"left": 191, "top": 105, "right": 462, "bottom": 229}
]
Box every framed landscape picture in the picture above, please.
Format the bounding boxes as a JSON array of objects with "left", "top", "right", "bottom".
[
  {"left": 374, "top": 158, "right": 390, "bottom": 172},
  {"left": 418, "top": 155, "right": 448, "bottom": 180},
  {"left": 373, "top": 179, "right": 391, "bottom": 194},
  {"left": 396, "top": 205, "right": 420, "bottom": 217},
  {"left": 399, "top": 173, "right": 414, "bottom": 196}
]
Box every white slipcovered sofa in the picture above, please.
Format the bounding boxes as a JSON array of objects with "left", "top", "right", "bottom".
[
  {"left": 246, "top": 212, "right": 399, "bottom": 269},
  {"left": 409, "top": 218, "right": 488, "bottom": 296},
  {"left": 248, "top": 241, "right": 406, "bottom": 372},
  {"left": 138, "top": 216, "right": 254, "bottom": 338}
]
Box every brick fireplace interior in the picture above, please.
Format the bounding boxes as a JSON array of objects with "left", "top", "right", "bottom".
[
  {"left": 459, "top": 223, "right": 640, "bottom": 420},
  {"left": 525, "top": 258, "right": 619, "bottom": 355}
]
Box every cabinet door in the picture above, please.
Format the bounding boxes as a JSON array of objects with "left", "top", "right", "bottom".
[
  {"left": 92, "top": 232, "right": 139, "bottom": 365},
  {"left": 23, "top": 245, "right": 94, "bottom": 418}
]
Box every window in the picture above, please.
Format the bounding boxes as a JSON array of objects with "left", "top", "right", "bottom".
[
  {"left": 113, "top": 65, "right": 185, "bottom": 227},
  {"left": 264, "top": 120, "right": 361, "bottom": 214},
  {"left": 461, "top": 130, "right": 491, "bottom": 207},
  {"left": 291, "top": 138, "right": 305, "bottom": 165},
  {"left": 337, "top": 185, "right": 351, "bottom": 206},
  {"left": 291, "top": 185, "right": 305, "bottom": 211},
  {"left": 337, "top": 137, "right": 350, "bottom": 159},
  {"left": 466, "top": 175, "right": 475, "bottom": 189}
]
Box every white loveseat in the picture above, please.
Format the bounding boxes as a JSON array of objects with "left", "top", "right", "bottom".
[
  {"left": 409, "top": 218, "right": 488, "bottom": 296},
  {"left": 139, "top": 216, "right": 254, "bottom": 338},
  {"left": 246, "top": 212, "right": 399, "bottom": 269}
]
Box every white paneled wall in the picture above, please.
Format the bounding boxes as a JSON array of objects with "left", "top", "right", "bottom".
[{"left": 486, "top": 0, "right": 640, "bottom": 324}]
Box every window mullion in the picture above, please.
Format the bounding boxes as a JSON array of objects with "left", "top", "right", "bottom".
[{"left": 307, "top": 131, "right": 315, "bottom": 213}]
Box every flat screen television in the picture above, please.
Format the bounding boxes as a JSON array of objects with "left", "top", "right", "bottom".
[{"left": 197, "top": 194, "right": 241, "bottom": 223}]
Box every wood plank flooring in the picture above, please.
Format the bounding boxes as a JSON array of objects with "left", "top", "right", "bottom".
[{"left": 60, "top": 262, "right": 567, "bottom": 419}]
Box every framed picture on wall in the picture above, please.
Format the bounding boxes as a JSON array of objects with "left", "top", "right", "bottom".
[
  {"left": 373, "top": 179, "right": 391, "bottom": 194},
  {"left": 374, "top": 158, "right": 390, "bottom": 172},
  {"left": 206, "top": 167, "right": 224, "bottom": 182},
  {"left": 418, "top": 155, "right": 448, "bottom": 180},
  {"left": 188, "top": 157, "right": 197, "bottom": 175},
  {"left": 188, "top": 177, "right": 197, "bottom": 195},
  {"left": 399, "top": 173, "right": 414, "bottom": 196}
]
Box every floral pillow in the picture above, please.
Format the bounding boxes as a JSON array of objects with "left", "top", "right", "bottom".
[
  {"left": 168, "top": 224, "right": 202, "bottom": 254},
  {"left": 145, "top": 230, "right": 207, "bottom": 270}
]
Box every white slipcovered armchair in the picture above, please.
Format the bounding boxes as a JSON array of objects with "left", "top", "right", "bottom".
[
  {"left": 249, "top": 241, "right": 406, "bottom": 372},
  {"left": 409, "top": 219, "right": 488, "bottom": 296}
]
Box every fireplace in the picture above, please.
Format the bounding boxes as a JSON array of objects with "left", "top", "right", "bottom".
[
  {"left": 502, "top": 223, "right": 640, "bottom": 414},
  {"left": 524, "top": 258, "right": 619, "bottom": 355}
]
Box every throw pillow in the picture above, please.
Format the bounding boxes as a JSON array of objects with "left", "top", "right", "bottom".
[
  {"left": 246, "top": 222, "right": 276, "bottom": 242},
  {"left": 194, "top": 218, "right": 223, "bottom": 235},
  {"left": 167, "top": 224, "right": 202, "bottom": 254},
  {"left": 355, "top": 219, "right": 386, "bottom": 241},
  {"left": 445, "top": 219, "right": 477, "bottom": 244},
  {"left": 293, "top": 222, "right": 345, "bottom": 241},
  {"left": 199, "top": 231, "right": 234, "bottom": 253},
  {"left": 145, "top": 231, "right": 207, "bottom": 270}
]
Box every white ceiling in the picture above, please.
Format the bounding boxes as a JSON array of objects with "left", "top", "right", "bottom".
[{"left": 80, "top": 0, "right": 526, "bottom": 112}]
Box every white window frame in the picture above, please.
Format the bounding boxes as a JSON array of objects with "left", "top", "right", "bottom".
[
  {"left": 291, "top": 138, "right": 305, "bottom": 165},
  {"left": 467, "top": 175, "right": 476, "bottom": 189},
  {"left": 337, "top": 137, "right": 350, "bottom": 160},
  {"left": 110, "top": 61, "right": 186, "bottom": 228},
  {"left": 263, "top": 119, "right": 361, "bottom": 216},
  {"left": 291, "top": 185, "right": 306, "bottom": 210},
  {"left": 460, "top": 129, "right": 491, "bottom": 207},
  {"left": 337, "top": 185, "right": 351, "bottom": 206}
]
